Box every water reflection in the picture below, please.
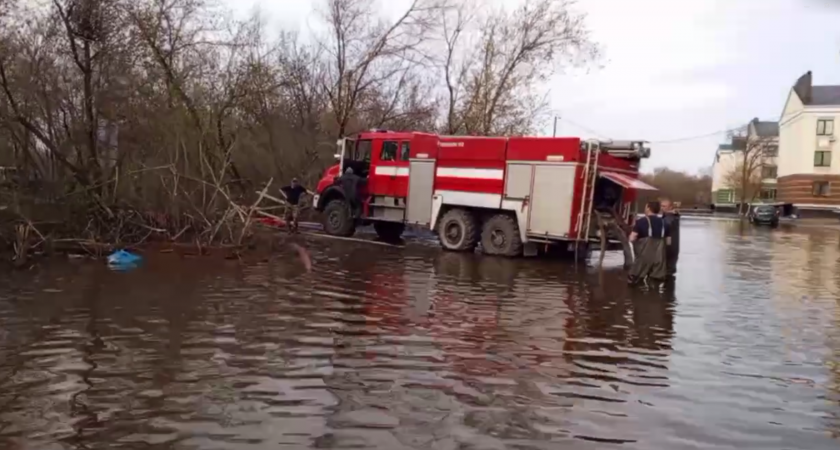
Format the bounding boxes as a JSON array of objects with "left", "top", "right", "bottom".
[{"left": 0, "top": 221, "right": 838, "bottom": 449}]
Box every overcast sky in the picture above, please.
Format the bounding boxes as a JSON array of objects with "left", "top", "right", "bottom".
[{"left": 223, "top": 0, "right": 840, "bottom": 174}]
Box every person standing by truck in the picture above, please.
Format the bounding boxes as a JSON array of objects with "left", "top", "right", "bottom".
[
  {"left": 628, "top": 201, "right": 670, "bottom": 290},
  {"left": 660, "top": 198, "right": 680, "bottom": 278},
  {"left": 339, "top": 167, "right": 363, "bottom": 216},
  {"left": 280, "top": 178, "right": 312, "bottom": 233}
]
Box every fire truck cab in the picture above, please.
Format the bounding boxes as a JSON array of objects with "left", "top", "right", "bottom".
[{"left": 313, "top": 130, "right": 656, "bottom": 258}]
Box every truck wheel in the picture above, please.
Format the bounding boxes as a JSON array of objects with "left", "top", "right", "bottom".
[
  {"left": 481, "top": 214, "right": 523, "bottom": 257},
  {"left": 323, "top": 199, "right": 356, "bottom": 237},
  {"left": 438, "top": 208, "right": 478, "bottom": 252},
  {"left": 374, "top": 222, "right": 405, "bottom": 242}
]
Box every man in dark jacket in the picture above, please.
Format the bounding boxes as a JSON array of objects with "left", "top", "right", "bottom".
[
  {"left": 660, "top": 198, "right": 680, "bottom": 278},
  {"left": 340, "top": 167, "right": 362, "bottom": 215},
  {"left": 280, "top": 177, "right": 312, "bottom": 233}
]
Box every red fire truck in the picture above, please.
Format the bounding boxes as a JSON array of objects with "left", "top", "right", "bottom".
[{"left": 312, "top": 130, "right": 657, "bottom": 258}]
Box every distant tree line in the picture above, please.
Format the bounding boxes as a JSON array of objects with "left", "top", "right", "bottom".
[
  {"left": 640, "top": 168, "right": 713, "bottom": 209},
  {"left": 0, "top": 0, "right": 598, "bottom": 248}
]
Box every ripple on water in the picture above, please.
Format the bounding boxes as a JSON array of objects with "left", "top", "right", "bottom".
[{"left": 0, "top": 222, "right": 838, "bottom": 449}]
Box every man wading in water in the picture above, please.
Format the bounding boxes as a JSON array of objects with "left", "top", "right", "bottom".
[
  {"left": 660, "top": 198, "right": 680, "bottom": 279},
  {"left": 280, "top": 178, "right": 312, "bottom": 234},
  {"left": 628, "top": 201, "right": 671, "bottom": 290}
]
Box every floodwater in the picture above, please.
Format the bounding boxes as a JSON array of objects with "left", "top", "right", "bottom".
[{"left": 0, "top": 220, "right": 839, "bottom": 450}]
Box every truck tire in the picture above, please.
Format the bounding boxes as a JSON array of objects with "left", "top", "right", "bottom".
[
  {"left": 323, "top": 199, "right": 356, "bottom": 237},
  {"left": 374, "top": 222, "right": 405, "bottom": 242},
  {"left": 480, "top": 213, "right": 523, "bottom": 257},
  {"left": 437, "top": 208, "right": 478, "bottom": 252}
]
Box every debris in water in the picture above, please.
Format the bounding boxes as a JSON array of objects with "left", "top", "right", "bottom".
[{"left": 107, "top": 249, "right": 142, "bottom": 271}]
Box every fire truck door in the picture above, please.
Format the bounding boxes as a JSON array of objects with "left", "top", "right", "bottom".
[
  {"left": 392, "top": 141, "right": 411, "bottom": 198},
  {"left": 406, "top": 158, "right": 435, "bottom": 225},
  {"left": 371, "top": 140, "right": 401, "bottom": 197}
]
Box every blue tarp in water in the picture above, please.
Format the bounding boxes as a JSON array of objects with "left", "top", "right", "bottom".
[{"left": 107, "top": 250, "right": 142, "bottom": 271}]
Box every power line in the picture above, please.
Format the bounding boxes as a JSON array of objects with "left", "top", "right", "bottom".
[
  {"left": 650, "top": 114, "right": 791, "bottom": 145},
  {"left": 655, "top": 111, "right": 803, "bottom": 145},
  {"left": 559, "top": 112, "right": 790, "bottom": 146},
  {"left": 555, "top": 114, "right": 745, "bottom": 145},
  {"left": 564, "top": 118, "right": 611, "bottom": 139},
  {"left": 649, "top": 127, "right": 743, "bottom": 144},
  {"left": 552, "top": 116, "right": 611, "bottom": 139}
]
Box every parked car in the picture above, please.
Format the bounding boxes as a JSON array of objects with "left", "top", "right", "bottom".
[{"left": 748, "top": 204, "right": 780, "bottom": 227}]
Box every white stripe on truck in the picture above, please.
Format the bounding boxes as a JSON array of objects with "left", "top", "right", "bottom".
[
  {"left": 374, "top": 166, "right": 410, "bottom": 176},
  {"left": 436, "top": 167, "right": 504, "bottom": 180},
  {"left": 434, "top": 190, "right": 502, "bottom": 208}
]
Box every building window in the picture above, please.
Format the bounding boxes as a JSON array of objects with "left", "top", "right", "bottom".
[
  {"left": 812, "top": 181, "right": 831, "bottom": 197},
  {"left": 715, "top": 189, "right": 734, "bottom": 204},
  {"left": 380, "top": 141, "right": 398, "bottom": 161},
  {"left": 814, "top": 151, "right": 831, "bottom": 167},
  {"left": 764, "top": 145, "right": 778, "bottom": 157},
  {"left": 761, "top": 165, "right": 777, "bottom": 179},
  {"left": 760, "top": 189, "right": 777, "bottom": 200},
  {"left": 817, "top": 119, "right": 834, "bottom": 136},
  {"left": 400, "top": 142, "right": 410, "bottom": 161}
]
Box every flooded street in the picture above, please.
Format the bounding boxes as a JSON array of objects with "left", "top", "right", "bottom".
[{"left": 1, "top": 220, "right": 839, "bottom": 449}]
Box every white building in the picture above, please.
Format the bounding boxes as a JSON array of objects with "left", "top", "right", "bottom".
[
  {"left": 711, "top": 141, "right": 742, "bottom": 207},
  {"left": 778, "top": 71, "right": 840, "bottom": 217},
  {"left": 710, "top": 119, "right": 778, "bottom": 209},
  {"left": 748, "top": 118, "right": 780, "bottom": 200}
]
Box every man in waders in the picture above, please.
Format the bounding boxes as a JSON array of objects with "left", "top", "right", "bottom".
[
  {"left": 340, "top": 167, "right": 363, "bottom": 216},
  {"left": 628, "top": 201, "right": 670, "bottom": 291},
  {"left": 660, "top": 198, "right": 680, "bottom": 279},
  {"left": 280, "top": 178, "right": 311, "bottom": 233}
]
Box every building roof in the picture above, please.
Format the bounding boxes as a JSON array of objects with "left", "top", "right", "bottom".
[
  {"left": 792, "top": 71, "right": 840, "bottom": 106},
  {"left": 714, "top": 135, "right": 748, "bottom": 166},
  {"left": 752, "top": 120, "right": 779, "bottom": 137},
  {"left": 809, "top": 85, "right": 840, "bottom": 106},
  {"left": 717, "top": 136, "right": 748, "bottom": 152},
  {"left": 731, "top": 136, "right": 747, "bottom": 150}
]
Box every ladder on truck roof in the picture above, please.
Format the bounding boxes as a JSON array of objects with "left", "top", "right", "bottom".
[{"left": 575, "top": 140, "right": 601, "bottom": 261}]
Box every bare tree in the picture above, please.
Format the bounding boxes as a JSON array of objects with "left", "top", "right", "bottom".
[
  {"left": 723, "top": 126, "right": 777, "bottom": 214},
  {"left": 0, "top": 0, "right": 601, "bottom": 252},
  {"left": 436, "top": 0, "right": 598, "bottom": 135},
  {"left": 723, "top": 160, "right": 763, "bottom": 210},
  {"left": 127, "top": 0, "right": 252, "bottom": 188},
  {"left": 0, "top": 0, "right": 139, "bottom": 194},
  {"left": 317, "top": 0, "right": 439, "bottom": 138},
  {"left": 235, "top": 32, "right": 331, "bottom": 185},
  {"left": 437, "top": 0, "right": 473, "bottom": 134}
]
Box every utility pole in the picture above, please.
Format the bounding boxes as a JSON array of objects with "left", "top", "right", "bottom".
[{"left": 553, "top": 116, "right": 560, "bottom": 137}]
